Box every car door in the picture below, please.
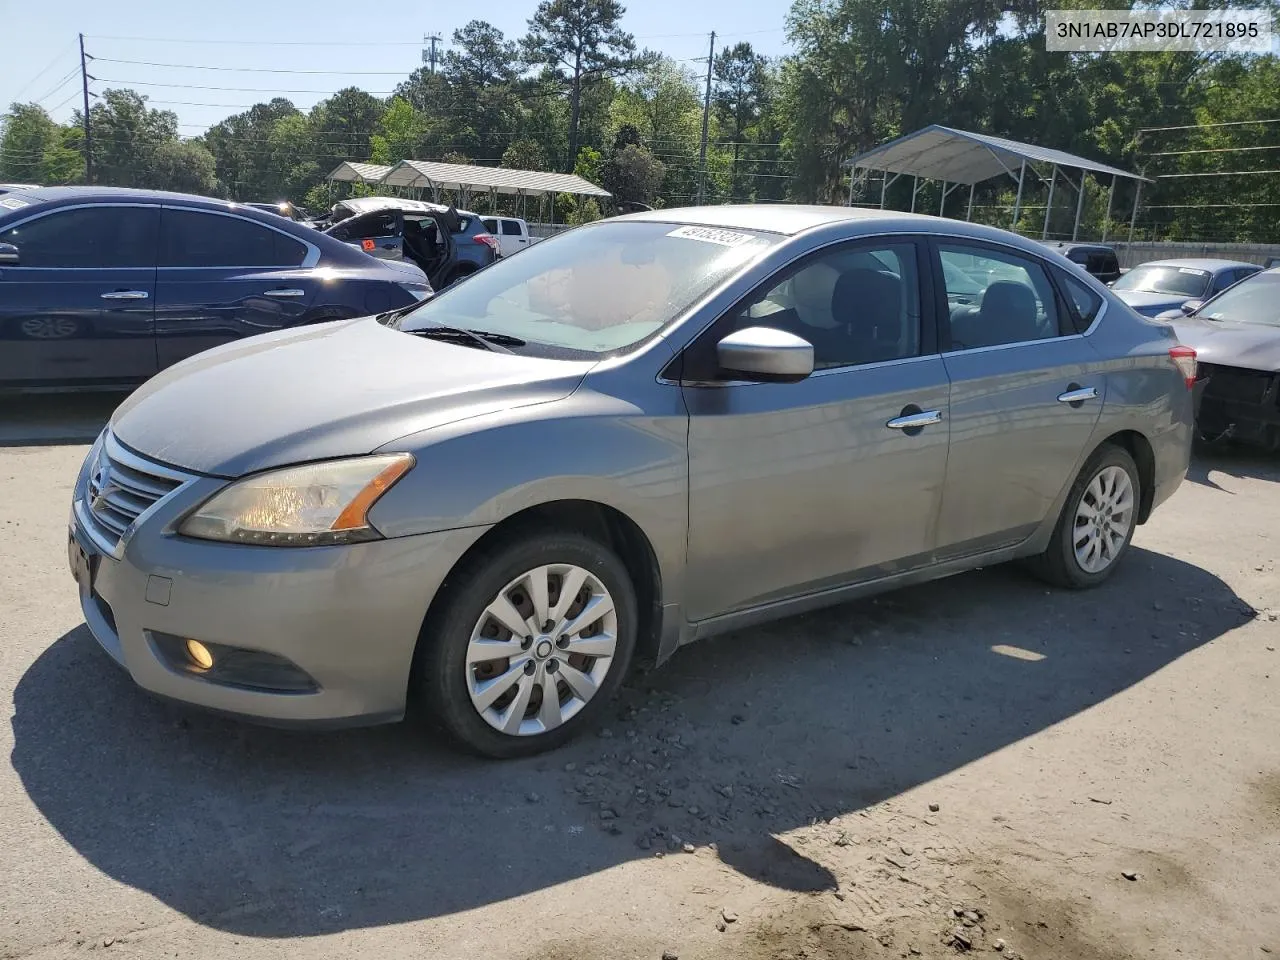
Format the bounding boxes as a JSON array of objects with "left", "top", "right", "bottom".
[
  {"left": 501, "top": 218, "right": 528, "bottom": 254},
  {"left": 326, "top": 210, "right": 404, "bottom": 260},
  {"left": 153, "top": 207, "right": 319, "bottom": 369},
  {"left": 0, "top": 204, "right": 159, "bottom": 387},
  {"left": 679, "top": 237, "right": 950, "bottom": 621},
  {"left": 931, "top": 239, "right": 1106, "bottom": 558}
]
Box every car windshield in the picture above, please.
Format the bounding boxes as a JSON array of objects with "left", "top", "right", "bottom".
[
  {"left": 395, "top": 220, "right": 778, "bottom": 356},
  {"left": 1199, "top": 272, "right": 1280, "bottom": 326},
  {"left": 1112, "top": 265, "right": 1210, "bottom": 298}
]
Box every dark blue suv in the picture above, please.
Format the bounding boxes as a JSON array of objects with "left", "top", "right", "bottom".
[{"left": 0, "top": 187, "right": 432, "bottom": 391}]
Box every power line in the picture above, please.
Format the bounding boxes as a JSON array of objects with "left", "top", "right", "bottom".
[
  {"left": 87, "top": 34, "right": 427, "bottom": 46},
  {"left": 92, "top": 58, "right": 417, "bottom": 76},
  {"left": 1139, "top": 118, "right": 1280, "bottom": 134},
  {"left": 94, "top": 78, "right": 398, "bottom": 94},
  {"left": 30, "top": 66, "right": 83, "bottom": 107},
  {"left": 10, "top": 42, "right": 80, "bottom": 101},
  {"left": 1158, "top": 168, "right": 1280, "bottom": 179}
]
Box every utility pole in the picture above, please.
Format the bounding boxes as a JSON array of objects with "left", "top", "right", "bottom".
[
  {"left": 696, "top": 31, "right": 716, "bottom": 206},
  {"left": 423, "top": 33, "right": 442, "bottom": 74},
  {"left": 79, "top": 32, "right": 93, "bottom": 183}
]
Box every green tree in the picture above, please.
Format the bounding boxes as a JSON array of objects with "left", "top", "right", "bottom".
[
  {"left": 149, "top": 139, "right": 218, "bottom": 195},
  {"left": 714, "top": 43, "right": 770, "bottom": 200},
  {"left": 88, "top": 89, "right": 179, "bottom": 187},
  {"left": 502, "top": 138, "right": 548, "bottom": 170},
  {"left": 205, "top": 98, "right": 301, "bottom": 199},
  {"left": 0, "top": 103, "right": 81, "bottom": 184},
  {"left": 601, "top": 142, "right": 665, "bottom": 205},
  {"left": 522, "top": 0, "right": 640, "bottom": 171},
  {"left": 370, "top": 97, "right": 426, "bottom": 165},
  {"left": 445, "top": 20, "right": 519, "bottom": 89}
]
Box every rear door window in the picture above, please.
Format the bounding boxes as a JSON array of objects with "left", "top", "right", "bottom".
[
  {"left": 0, "top": 205, "right": 158, "bottom": 268},
  {"left": 501, "top": 220, "right": 523, "bottom": 236},
  {"left": 160, "top": 209, "right": 307, "bottom": 267},
  {"left": 481, "top": 218, "right": 498, "bottom": 234},
  {"left": 939, "top": 243, "right": 1067, "bottom": 348}
]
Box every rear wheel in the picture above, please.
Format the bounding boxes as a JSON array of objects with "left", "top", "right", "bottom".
[
  {"left": 414, "top": 529, "right": 638, "bottom": 758},
  {"left": 1028, "top": 443, "right": 1140, "bottom": 589}
]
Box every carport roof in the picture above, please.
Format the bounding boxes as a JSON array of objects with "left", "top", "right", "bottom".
[
  {"left": 379, "top": 159, "right": 611, "bottom": 198},
  {"left": 326, "top": 161, "right": 392, "bottom": 183},
  {"left": 847, "top": 125, "right": 1149, "bottom": 185}
]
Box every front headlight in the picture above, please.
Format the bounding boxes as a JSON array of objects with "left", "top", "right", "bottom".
[{"left": 179, "top": 453, "right": 414, "bottom": 546}]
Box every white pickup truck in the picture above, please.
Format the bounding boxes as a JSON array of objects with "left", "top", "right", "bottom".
[{"left": 480, "top": 216, "right": 540, "bottom": 257}]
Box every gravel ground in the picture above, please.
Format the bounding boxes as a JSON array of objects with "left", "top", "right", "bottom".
[{"left": 1, "top": 397, "right": 1277, "bottom": 959}]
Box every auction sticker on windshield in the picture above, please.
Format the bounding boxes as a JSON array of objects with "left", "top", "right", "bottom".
[
  {"left": 0, "top": 197, "right": 29, "bottom": 210},
  {"left": 666, "top": 225, "right": 756, "bottom": 247}
]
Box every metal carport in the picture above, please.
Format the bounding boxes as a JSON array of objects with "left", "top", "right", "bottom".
[
  {"left": 325, "top": 162, "right": 392, "bottom": 185},
  {"left": 328, "top": 159, "right": 610, "bottom": 225},
  {"left": 846, "top": 125, "right": 1152, "bottom": 242}
]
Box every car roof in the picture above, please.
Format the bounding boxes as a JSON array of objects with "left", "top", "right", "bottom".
[
  {"left": 1040, "top": 241, "right": 1115, "bottom": 253},
  {"left": 0, "top": 186, "right": 307, "bottom": 217},
  {"left": 1136, "top": 257, "right": 1256, "bottom": 271},
  {"left": 608, "top": 204, "right": 1099, "bottom": 263},
  {"left": 334, "top": 195, "right": 479, "bottom": 219}
]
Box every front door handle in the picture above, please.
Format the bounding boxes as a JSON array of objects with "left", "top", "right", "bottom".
[
  {"left": 263, "top": 288, "right": 306, "bottom": 298},
  {"left": 100, "top": 290, "right": 149, "bottom": 300},
  {"left": 1057, "top": 385, "right": 1098, "bottom": 405},
  {"left": 886, "top": 409, "right": 943, "bottom": 431}
]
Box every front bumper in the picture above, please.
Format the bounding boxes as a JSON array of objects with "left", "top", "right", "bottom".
[
  {"left": 68, "top": 448, "right": 488, "bottom": 727},
  {"left": 1197, "top": 365, "right": 1280, "bottom": 449}
]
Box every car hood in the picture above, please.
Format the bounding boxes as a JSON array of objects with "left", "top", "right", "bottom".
[
  {"left": 1167, "top": 316, "right": 1280, "bottom": 374},
  {"left": 1114, "top": 290, "right": 1188, "bottom": 315},
  {"left": 110, "top": 317, "right": 592, "bottom": 476}
]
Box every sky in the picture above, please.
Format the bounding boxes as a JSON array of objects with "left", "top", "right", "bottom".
[{"left": 1, "top": 0, "right": 796, "bottom": 135}]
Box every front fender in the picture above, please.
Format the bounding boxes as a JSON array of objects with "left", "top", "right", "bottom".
[{"left": 367, "top": 385, "right": 690, "bottom": 615}]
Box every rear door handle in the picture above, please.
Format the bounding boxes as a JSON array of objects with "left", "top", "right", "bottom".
[
  {"left": 100, "top": 290, "right": 149, "bottom": 300},
  {"left": 1057, "top": 386, "right": 1098, "bottom": 404},
  {"left": 886, "top": 410, "right": 943, "bottom": 430},
  {"left": 263, "top": 288, "right": 306, "bottom": 298}
]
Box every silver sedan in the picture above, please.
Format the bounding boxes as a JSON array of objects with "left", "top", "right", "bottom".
[{"left": 68, "top": 205, "right": 1197, "bottom": 757}]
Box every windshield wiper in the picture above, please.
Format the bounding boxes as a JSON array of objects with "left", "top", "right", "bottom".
[
  {"left": 375, "top": 301, "right": 424, "bottom": 325},
  {"left": 403, "top": 321, "right": 524, "bottom": 354}
]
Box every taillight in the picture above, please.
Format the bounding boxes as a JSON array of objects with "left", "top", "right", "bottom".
[
  {"left": 1169, "top": 345, "right": 1197, "bottom": 389},
  {"left": 473, "top": 233, "right": 499, "bottom": 251}
]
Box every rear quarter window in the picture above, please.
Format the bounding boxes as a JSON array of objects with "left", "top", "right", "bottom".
[{"left": 1057, "top": 270, "right": 1104, "bottom": 330}]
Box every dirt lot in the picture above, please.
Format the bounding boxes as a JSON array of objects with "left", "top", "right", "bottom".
[{"left": 1, "top": 395, "right": 1277, "bottom": 960}]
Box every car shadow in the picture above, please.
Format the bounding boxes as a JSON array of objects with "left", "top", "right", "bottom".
[
  {"left": 0, "top": 393, "right": 126, "bottom": 447},
  {"left": 10, "top": 549, "right": 1250, "bottom": 938},
  {"left": 1187, "top": 444, "right": 1280, "bottom": 491}
]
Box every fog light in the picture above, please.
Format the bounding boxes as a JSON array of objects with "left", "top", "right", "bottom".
[{"left": 185, "top": 638, "right": 214, "bottom": 670}]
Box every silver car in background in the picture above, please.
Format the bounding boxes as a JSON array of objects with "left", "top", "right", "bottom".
[
  {"left": 1112, "top": 257, "right": 1261, "bottom": 318},
  {"left": 68, "top": 205, "right": 1197, "bottom": 757},
  {"left": 1166, "top": 266, "right": 1280, "bottom": 450}
]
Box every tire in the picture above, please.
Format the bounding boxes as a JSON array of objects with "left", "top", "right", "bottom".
[
  {"left": 1027, "top": 443, "right": 1141, "bottom": 589},
  {"left": 414, "top": 528, "right": 639, "bottom": 758}
]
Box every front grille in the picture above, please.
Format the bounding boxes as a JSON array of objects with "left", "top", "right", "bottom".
[
  {"left": 83, "top": 434, "right": 192, "bottom": 552},
  {"left": 1200, "top": 363, "right": 1276, "bottom": 406}
]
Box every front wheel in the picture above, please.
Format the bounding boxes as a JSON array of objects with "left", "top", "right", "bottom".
[
  {"left": 1028, "top": 443, "right": 1141, "bottom": 589},
  {"left": 414, "top": 530, "right": 638, "bottom": 758}
]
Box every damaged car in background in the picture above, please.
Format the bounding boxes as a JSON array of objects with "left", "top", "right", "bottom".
[
  {"left": 1167, "top": 267, "right": 1280, "bottom": 450},
  {"left": 319, "top": 196, "right": 498, "bottom": 290}
]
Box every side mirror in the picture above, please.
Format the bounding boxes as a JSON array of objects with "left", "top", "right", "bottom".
[
  {"left": 0, "top": 242, "right": 18, "bottom": 265},
  {"left": 716, "top": 326, "right": 813, "bottom": 383},
  {"left": 1181, "top": 299, "right": 1203, "bottom": 315}
]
